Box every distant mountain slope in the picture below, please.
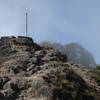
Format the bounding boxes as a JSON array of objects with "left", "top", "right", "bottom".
[
  {"left": 64, "top": 43, "right": 96, "bottom": 68},
  {"left": 40, "top": 41, "right": 96, "bottom": 68}
]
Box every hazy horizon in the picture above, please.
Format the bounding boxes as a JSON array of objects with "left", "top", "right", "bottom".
[{"left": 0, "top": 0, "right": 100, "bottom": 64}]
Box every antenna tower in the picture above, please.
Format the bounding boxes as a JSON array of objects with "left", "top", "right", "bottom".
[{"left": 26, "top": 12, "right": 28, "bottom": 37}]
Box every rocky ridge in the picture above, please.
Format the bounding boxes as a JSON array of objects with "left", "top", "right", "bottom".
[
  {"left": 0, "top": 36, "right": 99, "bottom": 100},
  {"left": 40, "top": 41, "right": 96, "bottom": 68}
]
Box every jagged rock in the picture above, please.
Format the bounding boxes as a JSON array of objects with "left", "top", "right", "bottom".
[
  {"left": 31, "top": 77, "right": 53, "bottom": 99},
  {"left": 27, "top": 64, "right": 35, "bottom": 71},
  {"left": 0, "top": 36, "right": 99, "bottom": 100},
  {"left": 15, "top": 79, "right": 28, "bottom": 90},
  {"left": 30, "top": 56, "right": 41, "bottom": 65},
  {"left": 3, "top": 81, "right": 15, "bottom": 92},
  {"left": 2, "top": 77, "right": 10, "bottom": 85},
  {"left": 0, "top": 77, "right": 10, "bottom": 90},
  {"left": 3, "top": 81, "right": 18, "bottom": 100}
]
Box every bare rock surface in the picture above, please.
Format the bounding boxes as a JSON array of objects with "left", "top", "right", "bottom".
[{"left": 0, "top": 36, "right": 99, "bottom": 100}]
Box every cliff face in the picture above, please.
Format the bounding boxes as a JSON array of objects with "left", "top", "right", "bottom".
[{"left": 0, "top": 36, "right": 99, "bottom": 100}]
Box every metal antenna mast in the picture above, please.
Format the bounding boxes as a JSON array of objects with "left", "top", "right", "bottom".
[{"left": 26, "top": 12, "right": 28, "bottom": 37}]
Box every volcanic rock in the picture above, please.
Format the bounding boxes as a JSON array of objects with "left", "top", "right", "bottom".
[{"left": 0, "top": 36, "right": 99, "bottom": 100}]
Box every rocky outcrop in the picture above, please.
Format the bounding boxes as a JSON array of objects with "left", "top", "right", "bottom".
[
  {"left": 40, "top": 41, "right": 96, "bottom": 68},
  {"left": 0, "top": 36, "right": 41, "bottom": 52},
  {"left": 0, "top": 36, "right": 99, "bottom": 100}
]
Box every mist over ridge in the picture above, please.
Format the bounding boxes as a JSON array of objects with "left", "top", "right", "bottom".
[
  {"left": 40, "top": 41, "right": 96, "bottom": 68},
  {"left": 0, "top": 0, "right": 100, "bottom": 63}
]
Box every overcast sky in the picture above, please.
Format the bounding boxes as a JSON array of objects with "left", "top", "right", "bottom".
[{"left": 0, "top": 0, "right": 100, "bottom": 64}]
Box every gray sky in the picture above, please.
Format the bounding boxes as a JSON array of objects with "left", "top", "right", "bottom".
[{"left": 0, "top": 0, "right": 100, "bottom": 64}]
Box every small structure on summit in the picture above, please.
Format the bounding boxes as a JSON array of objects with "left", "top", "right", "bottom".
[
  {"left": 0, "top": 36, "right": 33, "bottom": 46},
  {"left": 26, "top": 12, "right": 28, "bottom": 37},
  {"left": 0, "top": 36, "right": 40, "bottom": 52}
]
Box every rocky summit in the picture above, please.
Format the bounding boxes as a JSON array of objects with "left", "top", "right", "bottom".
[{"left": 0, "top": 36, "right": 99, "bottom": 100}]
